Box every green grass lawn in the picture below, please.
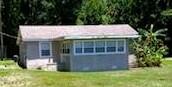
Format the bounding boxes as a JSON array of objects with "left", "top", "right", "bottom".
[{"left": 0, "top": 59, "right": 172, "bottom": 87}]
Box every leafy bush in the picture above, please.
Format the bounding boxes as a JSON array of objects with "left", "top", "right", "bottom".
[{"left": 132, "top": 25, "right": 168, "bottom": 67}]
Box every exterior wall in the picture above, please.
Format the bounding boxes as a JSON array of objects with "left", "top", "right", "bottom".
[
  {"left": 58, "top": 40, "right": 72, "bottom": 71},
  {"left": 70, "top": 39, "right": 129, "bottom": 71},
  {"left": 19, "top": 38, "right": 129, "bottom": 71},
  {"left": 26, "top": 42, "right": 39, "bottom": 59},
  {"left": 52, "top": 41, "right": 60, "bottom": 63},
  {"left": 19, "top": 42, "right": 27, "bottom": 67},
  {"left": 22, "top": 41, "right": 59, "bottom": 70},
  {"left": 60, "top": 55, "right": 71, "bottom": 71}
]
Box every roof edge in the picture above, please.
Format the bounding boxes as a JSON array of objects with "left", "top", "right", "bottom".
[
  {"left": 63, "top": 35, "right": 139, "bottom": 40},
  {"left": 22, "top": 35, "right": 139, "bottom": 41}
]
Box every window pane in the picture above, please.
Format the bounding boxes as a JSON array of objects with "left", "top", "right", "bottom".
[
  {"left": 118, "top": 40, "right": 124, "bottom": 52},
  {"left": 95, "top": 41, "right": 105, "bottom": 53},
  {"left": 41, "top": 42, "right": 50, "bottom": 56},
  {"left": 84, "top": 41, "right": 94, "bottom": 53},
  {"left": 41, "top": 50, "right": 50, "bottom": 56},
  {"left": 84, "top": 48, "right": 94, "bottom": 53},
  {"left": 65, "top": 49, "right": 70, "bottom": 54},
  {"left": 75, "top": 42, "right": 82, "bottom": 53},
  {"left": 76, "top": 48, "right": 82, "bottom": 53},
  {"left": 75, "top": 42, "right": 82, "bottom": 48},
  {"left": 62, "top": 43, "right": 70, "bottom": 54},
  {"left": 107, "top": 41, "right": 116, "bottom": 52},
  {"left": 41, "top": 43, "right": 50, "bottom": 50},
  {"left": 107, "top": 47, "right": 116, "bottom": 52}
]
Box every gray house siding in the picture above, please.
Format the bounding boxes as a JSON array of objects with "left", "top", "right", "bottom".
[
  {"left": 19, "top": 39, "right": 129, "bottom": 71},
  {"left": 26, "top": 42, "right": 39, "bottom": 59},
  {"left": 20, "top": 41, "right": 59, "bottom": 69},
  {"left": 70, "top": 39, "right": 129, "bottom": 71},
  {"left": 61, "top": 55, "right": 70, "bottom": 71},
  {"left": 19, "top": 42, "right": 27, "bottom": 67},
  {"left": 52, "top": 41, "right": 60, "bottom": 63},
  {"left": 58, "top": 40, "right": 72, "bottom": 71}
]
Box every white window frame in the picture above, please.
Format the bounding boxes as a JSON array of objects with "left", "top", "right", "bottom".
[
  {"left": 73, "top": 39, "right": 126, "bottom": 55},
  {"left": 39, "top": 41, "right": 52, "bottom": 58}
]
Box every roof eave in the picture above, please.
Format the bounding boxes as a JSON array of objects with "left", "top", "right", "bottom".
[
  {"left": 62, "top": 35, "right": 139, "bottom": 40},
  {"left": 22, "top": 35, "right": 140, "bottom": 41}
]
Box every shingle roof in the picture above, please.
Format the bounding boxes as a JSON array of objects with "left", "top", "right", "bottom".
[{"left": 19, "top": 24, "right": 138, "bottom": 41}]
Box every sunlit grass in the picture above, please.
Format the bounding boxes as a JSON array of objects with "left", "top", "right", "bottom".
[{"left": 0, "top": 59, "right": 172, "bottom": 87}]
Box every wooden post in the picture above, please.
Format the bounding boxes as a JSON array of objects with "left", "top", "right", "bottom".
[{"left": 0, "top": 0, "right": 3, "bottom": 59}]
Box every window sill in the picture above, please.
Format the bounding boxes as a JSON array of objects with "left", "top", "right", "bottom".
[{"left": 74, "top": 52, "right": 125, "bottom": 56}]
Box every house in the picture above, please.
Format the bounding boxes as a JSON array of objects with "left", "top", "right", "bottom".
[{"left": 17, "top": 24, "right": 139, "bottom": 71}]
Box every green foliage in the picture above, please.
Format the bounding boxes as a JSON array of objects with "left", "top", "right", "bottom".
[
  {"left": 1, "top": 0, "right": 172, "bottom": 57},
  {"left": 133, "top": 25, "right": 168, "bottom": 67},
  {"left": 76, "top": 0, "right": 169, "bottom": 28},
  {"left": 76, "top": 0, "right": 133, "bottom": 25},
  {"left": 161, "top": 9, "right": 172, "bottom": 16},
  {"left": 76, "top": 0, "right": 112, "bottom": 24}
]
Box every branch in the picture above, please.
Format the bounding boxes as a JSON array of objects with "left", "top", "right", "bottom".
[{"left": 0, "top": 32, "right": 17, "bottom": 39}]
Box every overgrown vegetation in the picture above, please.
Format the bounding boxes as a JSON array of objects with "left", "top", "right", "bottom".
[{"left": 133, "top": 25, "right": 168, "bottom": 67}]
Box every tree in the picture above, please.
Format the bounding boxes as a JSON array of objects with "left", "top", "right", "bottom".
[
  {"left": 1, "top": 0, "right": 82, "bottom": 57},
  {"left": 76, "top": 0, "right": 112, "bottom": 25},
  {"left": 133, "top": 25, "right": 168, "bottom": 67}
]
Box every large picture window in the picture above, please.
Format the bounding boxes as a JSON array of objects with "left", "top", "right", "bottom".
[
  {"left": 39, "top": 42, "right": 52, "bottom": 57},
  {"left": 74, "top": 39, "right": 126, "bottom": 55}
]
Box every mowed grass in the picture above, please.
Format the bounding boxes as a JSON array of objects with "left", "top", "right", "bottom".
[{"left": 0, "top": 59, "right": 172, "bottom": 87}]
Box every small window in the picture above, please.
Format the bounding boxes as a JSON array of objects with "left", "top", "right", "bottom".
[
  {"left": 75, "top": 42, "right": 82, "bottom": 53},
  {"left": 40, "top": 42, "right": 51, "bottom": 57},
  {"left": 62, "top": 43, "right": 70, "bottom": 54},
  {"left": 106, "top": 41, "right": 116, "bottom": 52},
  {"left": 117, "top": 40, "right": 125, "bottom": 52},
  {"left": 95, "top": 41, "right": 105, "bottom": 53},
  {"left": 84, "top": 41, "right": 94, "bottom": 53}
]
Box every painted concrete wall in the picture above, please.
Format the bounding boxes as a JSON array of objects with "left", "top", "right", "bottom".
[{"left": 70, "top": 39, "right": 129, "bottom": 71}]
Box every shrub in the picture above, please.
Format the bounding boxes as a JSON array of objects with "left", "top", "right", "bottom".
[{"left": 132, "top": 25, "right": 168, "bottom": 67}]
